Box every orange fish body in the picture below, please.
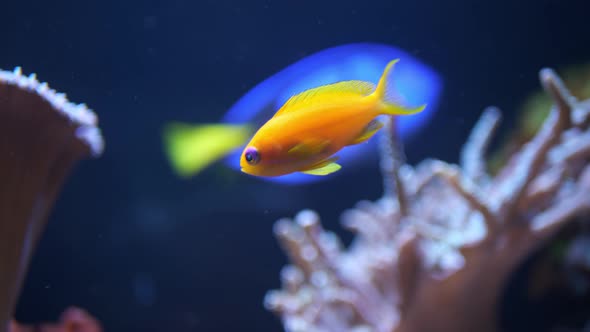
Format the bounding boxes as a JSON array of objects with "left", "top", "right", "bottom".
[{"left": 240, "top": 59, "right": 426, "bottom": 177}]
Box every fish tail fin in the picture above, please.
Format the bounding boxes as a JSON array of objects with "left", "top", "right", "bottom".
[
  {"left": 162, "top": 122, "right": 252, "bottom": 178},
  {"left": 373, "top": 59, "right": 427, "bottom": 115}
]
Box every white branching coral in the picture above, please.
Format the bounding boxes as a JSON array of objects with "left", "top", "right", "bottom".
[{"left": 264, "top": 68, "right": 590, "bottom": 332}]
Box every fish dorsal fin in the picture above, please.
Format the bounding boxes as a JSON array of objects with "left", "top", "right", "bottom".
[
  {"left": 300, "top": 156, "right": 341, "bottom": 176},
  {"left": 275, "top": 80, "right": 375, "bottom": 117}
]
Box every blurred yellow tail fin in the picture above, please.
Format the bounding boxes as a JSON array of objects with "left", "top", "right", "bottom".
[{"left": 162, "top": 122, "right": 252, "bottom": 177}]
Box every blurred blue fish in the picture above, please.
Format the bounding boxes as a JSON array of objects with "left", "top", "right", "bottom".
[{"left": 162, "top": 43, "right": 442, "bottom": 184}]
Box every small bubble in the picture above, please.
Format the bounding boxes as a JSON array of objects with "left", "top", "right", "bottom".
[{"left": 143, "top": 16, "right": 158, "bottom": 30}]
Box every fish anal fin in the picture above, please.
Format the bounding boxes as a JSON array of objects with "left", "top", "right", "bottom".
[
  {"left": 349, "top": 119, "right": 384, "bottom": 145},
  {"left": 288, "top": 138, "right": 331, "bottom": 157},
  {"left": 301, "top": 156, "right": 341, "bottom": 176},
  {"left": 275, "top": 80, "right": 375, "bottom": 117}
]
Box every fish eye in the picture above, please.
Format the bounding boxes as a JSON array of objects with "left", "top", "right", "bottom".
[{"left": 244, "top": 147, "right": 260, "bottom": 165}]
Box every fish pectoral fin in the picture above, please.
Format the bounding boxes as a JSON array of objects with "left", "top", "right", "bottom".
[
  {"left": 288, "top": 138, "right": 331, "bottom": 158},
  {"left": 300, "top": 157, "right": 341, "bottom": 176},
  {"left": 349, "top": 119, "right": 384, "bottom": 145}
]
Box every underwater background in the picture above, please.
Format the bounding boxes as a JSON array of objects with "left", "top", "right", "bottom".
[{"left": 1, "top": 0, "right": 590, "bottom": 331}]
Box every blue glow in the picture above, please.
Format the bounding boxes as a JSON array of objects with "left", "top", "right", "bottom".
[{"left": 221, "top": 43, "right": 443, "bottom": 184}]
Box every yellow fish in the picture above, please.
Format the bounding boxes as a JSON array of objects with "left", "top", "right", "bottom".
[{"left": 239, "top": 59, "right": 426, "bottom": 177}]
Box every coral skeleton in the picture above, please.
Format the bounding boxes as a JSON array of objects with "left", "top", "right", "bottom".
[
  {"left": 0, "top": 67, "right": 104, "bottom": 332},
  {"left": 265, "top": 69, "right": 590, "bottom": 332}
]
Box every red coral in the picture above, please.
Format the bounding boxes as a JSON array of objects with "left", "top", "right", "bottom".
[{"left": 9, "top": 307, "right": 102, "bottom": 332}]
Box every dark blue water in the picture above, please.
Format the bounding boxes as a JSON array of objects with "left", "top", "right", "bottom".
[{"left": 2, "top": 0, "right": 589, "bottom": 331}]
